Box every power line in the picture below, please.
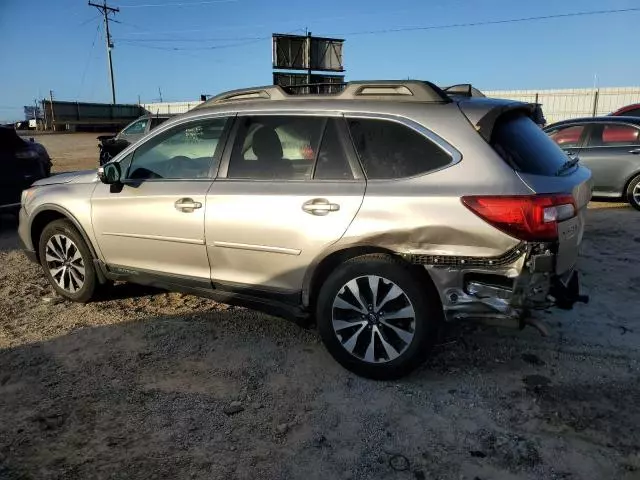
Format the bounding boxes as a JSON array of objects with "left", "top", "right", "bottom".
[
  {"left": 334, "top": 7, "right": 640, "bottom": 36},
  {"left": 115, "top": 0, "right": 238, "bottom": 8},
  {"left": 89, "top": 1, "right": 119, "bottom": 104},
  {"left": 77, "top": 13, "right": 102, "bottom": 26},
  {"left": 118, "top": 36, "right": 268, "bottom": 51},
  {"left": 116, "top": 35, "right": 265, "bottom": 42},
  {"left": 78, "top": 21, "right": 102, "bottom": 99}
]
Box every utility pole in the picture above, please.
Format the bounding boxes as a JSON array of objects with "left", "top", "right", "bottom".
[
  {"left": 49, "top": 90, "right": 56, "bottom": 131},
  {"left": 88, "top": 0, "right": 119, "bottom": 104}
]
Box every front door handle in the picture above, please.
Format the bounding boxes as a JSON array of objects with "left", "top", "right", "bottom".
[
  {"left": 174, "top": 198, "right": 202, "bottom": 213},
  {"left": 302, "top": 198, "right": 340, "bottom": 216},
  {"left": 629, "top": 148, "right": 640, "bottom": 154}
]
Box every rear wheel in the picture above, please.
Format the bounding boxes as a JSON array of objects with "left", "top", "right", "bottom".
[
  {"left": 626, "top": 175, "right": 640, "bottom": 211},
  {"left": 38, "top": 219, "right": 98, "bottom": 302},
  {"left": 316, "top": 254, "right": 442, "bottom": 380}
]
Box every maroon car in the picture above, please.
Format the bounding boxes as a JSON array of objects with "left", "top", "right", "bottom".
[{"left": 610, "top": 103, "right": 640, "bottom": 117}]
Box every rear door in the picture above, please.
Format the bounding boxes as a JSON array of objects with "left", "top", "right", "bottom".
[
  {"left": 492, "top": 115, "right": 592, "bottom": 274},
  {"left": 205, "top": 113, "right": 365, "bottom": 294},
  {"left": 575, "top": 122, "right": 640, "bottom": 195}
]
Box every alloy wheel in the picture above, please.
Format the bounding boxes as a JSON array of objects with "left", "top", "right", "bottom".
[
  {"left": 45, "top": 234, "right": 86, "bottom": 293},
  {"left": 633, "top": 182, "right": 640, "bottom": 206},
  {"left": 331, "top": 275, "right": 416, "bottom": 364}
]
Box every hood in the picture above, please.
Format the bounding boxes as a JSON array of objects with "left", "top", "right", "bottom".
[{"left": 33, "top": 169, "right": 98, "bottom": 186}]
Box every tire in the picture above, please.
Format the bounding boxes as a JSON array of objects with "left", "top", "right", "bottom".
[
  {"left": 316, "top": 254, "right": 442, "bottom": 380},
  {"left": 38, "top": 219, "right": 98, "bottom": 302},
  {"left": 626, "top": 174, "right": 640, "bottom": 211}
]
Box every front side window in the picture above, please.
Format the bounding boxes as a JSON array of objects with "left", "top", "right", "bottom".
[
  {"left": 548, "top": 125, "right": 585, "bottom": 148},
  {"left": 122, "top": 118, "right": 149, "bottom": 135},
  {"left": 227, "top": 116, "right": 325, "bottom": 180},
  {"left": 347, "top": 118, "right": 451, "bottom": 180},
  {"left": 587, "top": 124, "right": 640, "bottom": 147},
  {"left": 126, "top": 118, "right": 228, "bottom": 180}
]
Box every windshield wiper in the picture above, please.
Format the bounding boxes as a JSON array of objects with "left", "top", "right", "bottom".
[{"left": 556, "top": 156, "right": 579, "bottom": 176}]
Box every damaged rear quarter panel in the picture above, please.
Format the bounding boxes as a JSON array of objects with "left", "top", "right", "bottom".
[{"left": 339, "top": 164, "right": 529, "bottom": 258}]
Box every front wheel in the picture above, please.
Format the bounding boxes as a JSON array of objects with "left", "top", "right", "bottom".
[
  {"left": 316, "top": 254, "right": 442, "bottom": 380},
  {"left": 626, "top": 174, "right": 640, "bottom": 211},
  {"left": 38, "top": 219, "right": 99, "bottom": 302}
]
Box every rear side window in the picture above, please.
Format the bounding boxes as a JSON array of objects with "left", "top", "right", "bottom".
[
  {"left": 347, "top": 118, "right": 451, "bottom": 180},
  {"left": 492, "top": 115, "right": 570, "bottom": 176},
  {"left": 595, "top": 124, "right": 640, "bottom": 146}
]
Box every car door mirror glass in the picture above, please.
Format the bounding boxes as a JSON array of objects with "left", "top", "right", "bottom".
[{"left": 98, "top": 162, "right": 122, "bottom": 184}]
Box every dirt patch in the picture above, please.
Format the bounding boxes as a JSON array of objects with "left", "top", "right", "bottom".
[
  {"left": 26, "top": 132, "right": 107, "bottom": 173},
  {"left": 0, "top": 202, "right": 639, "bottom": 479}
]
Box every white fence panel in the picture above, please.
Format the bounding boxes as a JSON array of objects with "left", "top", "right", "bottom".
[
  {"left": 485, "top": 87, "right": 640, "bottom": 124},
  {"left": 140, "top": 101, "right": 203, "bottom": 115}
]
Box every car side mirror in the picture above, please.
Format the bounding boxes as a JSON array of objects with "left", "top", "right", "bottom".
[{"left": 98, "top": 162, "right": 122, "bottom": 184}]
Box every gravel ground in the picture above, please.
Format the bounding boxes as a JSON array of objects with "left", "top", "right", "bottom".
[
  {"left": 0, "top": 136, "right": 639, "bottom": 479},
  {"left": 22, "top": 132, "right": 107, "bottom": 173},
  {"left": 0, "top": 202, "right": 638, "bottom": 480}
]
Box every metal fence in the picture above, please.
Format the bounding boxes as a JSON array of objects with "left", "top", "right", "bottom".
[{"left": 484, "top": 87, "right": 640, "bottom": 124}]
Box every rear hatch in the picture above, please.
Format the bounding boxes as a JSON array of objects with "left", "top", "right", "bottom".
[
  {"left": 490, "top": 113, "right": 591, "bottom": 274},
  {"left": 459, "top": 100, "right": 592, "bottom": 275}
]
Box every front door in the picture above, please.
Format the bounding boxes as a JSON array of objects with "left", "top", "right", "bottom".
[
  {"left": 92, "top": 116, "right": 231, "bottom": 280},
  {"left": 578, "top": 122, "right": 640, "bottom": 195},
  {"left": 205, "top": 114, "right": 365, "bottom": 295}
]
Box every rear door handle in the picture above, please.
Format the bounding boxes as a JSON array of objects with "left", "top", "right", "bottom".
[
  {"left": 174, "top": 197, "right": 202, "bottom": 213},
  {"left": 302, "top": 198, "right": 340, "bottom": 216},
  {"left": 629, "top": 148, "right": 640, "bottom": 154}
]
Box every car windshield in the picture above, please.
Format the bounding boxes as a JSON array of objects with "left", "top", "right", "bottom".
[{"left": 491, "top": 114, "right": 570, "bottom": 176}]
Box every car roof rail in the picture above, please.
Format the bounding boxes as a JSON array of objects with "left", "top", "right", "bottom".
[
  {"left": 197, "top": 80, "right": 452, "bottom": 107},
  {"left": 342, "top": 80, "right": 451, "bottom": 102},
  {"left": 198, "top": 85, "right": 289, "bottom": 106}
]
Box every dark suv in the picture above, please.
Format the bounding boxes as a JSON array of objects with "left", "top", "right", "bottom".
[
  {"left": 1, "top": 127, "right": 51, "bottom": 211},
  {"left": 545, "top": 116, "right": 640, "bottom": 209}
]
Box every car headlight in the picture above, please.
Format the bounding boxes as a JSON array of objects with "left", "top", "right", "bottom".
[
  {"left": 21, "top": 188, "right": 36, "bottom": 211},
  {"left": 16, "top": 149, "right": 39, "bottom": 160}
]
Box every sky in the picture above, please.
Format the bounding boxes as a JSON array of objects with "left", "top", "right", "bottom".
[{"left": 1, "top": 0, "right": 639, "bottom": 122}]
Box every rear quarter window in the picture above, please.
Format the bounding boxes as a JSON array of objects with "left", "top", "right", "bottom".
[
  {"left": 492, "top": 115, "right": 570, "bottom": 176},
  {"left": 347, "top": 118, "right": 451, "bottom": 180}
]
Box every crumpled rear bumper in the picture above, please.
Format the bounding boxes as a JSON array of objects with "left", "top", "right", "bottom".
[{"left": 414, "top": 242, "right": 588, "bottom": 329}]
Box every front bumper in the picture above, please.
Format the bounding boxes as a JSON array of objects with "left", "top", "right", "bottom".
[{"left": 17, "top": 207, "right": 38, "bottom": 263}]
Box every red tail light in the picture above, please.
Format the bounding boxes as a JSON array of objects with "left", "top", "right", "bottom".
[{"left": 461, "top": 194, "right": 576, "bottom": 241}]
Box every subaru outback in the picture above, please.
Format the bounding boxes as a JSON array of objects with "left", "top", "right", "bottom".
[{"left": 18, "top": 81, "right": 591, "bottom": 379}]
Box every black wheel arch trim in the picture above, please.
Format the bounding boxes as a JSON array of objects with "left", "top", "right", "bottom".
[
  {"left": 29, "top": 204, "right": 108, "bottom": 284},
  {"left": 623, "top": 170, "right": 640, "bottom": 195}
]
